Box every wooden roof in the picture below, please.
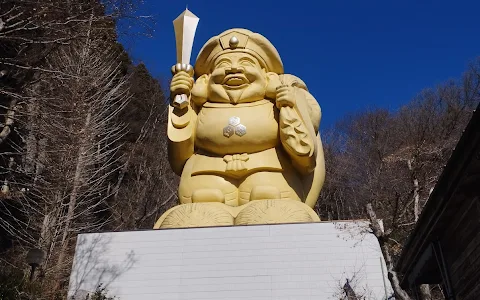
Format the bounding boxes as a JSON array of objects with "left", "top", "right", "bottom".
[{"left": 396, "top": 103, "right": 480, "bottom": 287}]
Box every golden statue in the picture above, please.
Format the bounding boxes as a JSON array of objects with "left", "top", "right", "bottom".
[{"left": 154, "top": 10, "right": 325, "bottom": 228}]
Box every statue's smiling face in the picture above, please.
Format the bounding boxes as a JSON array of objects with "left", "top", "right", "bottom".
[{"left": 208, "top": 52, "right": 267, "bottom": 104}]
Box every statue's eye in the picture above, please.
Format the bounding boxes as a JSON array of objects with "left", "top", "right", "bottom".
[
  {"left": 240, "top": 60, "right": 254, "bottom": 67},
  {"left": 216, "top": 60, "right": 230, "bottom": 68}
]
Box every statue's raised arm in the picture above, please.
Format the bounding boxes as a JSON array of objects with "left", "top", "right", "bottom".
[{"left": 156, "top": 26, "right": 325, "bottom": 229}]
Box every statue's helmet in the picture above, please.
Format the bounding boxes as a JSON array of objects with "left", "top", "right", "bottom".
[{"left": 194, "top": 28, "right": 284, "bottom": 77}]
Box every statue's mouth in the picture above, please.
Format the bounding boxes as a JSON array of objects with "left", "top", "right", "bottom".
[{"left": 222, "top": 74, "right": 249, "bottom": 88}]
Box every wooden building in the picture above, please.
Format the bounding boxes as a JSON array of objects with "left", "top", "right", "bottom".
[{"left": 396, "top": 105, "right": 480, "bottom": 300}]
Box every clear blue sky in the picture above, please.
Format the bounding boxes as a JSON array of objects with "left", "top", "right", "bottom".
[{"left": 120, "top": 0, "right": 480, "bottom": 128}]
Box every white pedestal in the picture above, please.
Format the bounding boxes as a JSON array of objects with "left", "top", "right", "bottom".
[{"left": 68, "top": 221, "right": 392, "bottom": 300}]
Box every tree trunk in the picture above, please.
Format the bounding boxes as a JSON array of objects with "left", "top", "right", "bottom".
[
  {"left": 25, "top": 81, "right": 41, "bottom": 175},
  {"left": 0, "top": 98, "right": 17, "bottom": 144},
  {"left": 55, "top": 111, "right": 91, "bottom": 277},
  {"left": 407, "top": 159, "right": 420, "bottom": 221},
  {"left": 366, "top": 203, "right": 412, "bottom": 300},
  {"left": 34, "top": 138, "right": 46, "bottom": 185}
]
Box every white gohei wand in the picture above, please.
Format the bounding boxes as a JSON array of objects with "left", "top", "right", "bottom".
[{"left": 172, "top": 9, "right": 199, "bottom": 109}]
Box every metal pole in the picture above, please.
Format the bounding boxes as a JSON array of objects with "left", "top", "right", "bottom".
[{"left": 379, "top": 256, "right": 389, "bottom": 300}]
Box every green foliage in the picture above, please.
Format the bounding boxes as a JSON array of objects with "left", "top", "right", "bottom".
[
  {"left": 0, "top": 266, "right": 118, "bottom": 300},
  {"left": 83, "top": 284, "right": 117, "bottom": 300},
  {"left": 0, "top": 268, "right": 42, "bottom": 300}
]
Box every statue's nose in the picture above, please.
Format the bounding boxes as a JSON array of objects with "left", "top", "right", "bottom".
[{"left": 225, "top": 66, "right": 243, "bottom": 74}]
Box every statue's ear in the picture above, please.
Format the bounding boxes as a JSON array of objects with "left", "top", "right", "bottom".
[
  {"left": 265, "top": 72, "right": 281, "bottom": 99},
  {"left": 191, "top": 74, "right": 210, "bottom": 106}
]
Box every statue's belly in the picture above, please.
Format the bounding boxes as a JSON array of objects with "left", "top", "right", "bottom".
[{"left": 196, "top": 100, "right": 279, "bottom": 155}]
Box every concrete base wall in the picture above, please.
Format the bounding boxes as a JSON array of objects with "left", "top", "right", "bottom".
[{"left": 68, "top": 221, "right": 392, "bottom": 300}]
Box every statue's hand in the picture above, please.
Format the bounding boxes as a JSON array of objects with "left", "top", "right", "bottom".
[
  {"left": 170, "top": 64, "right": 194, "bottom": 109},
  {"left": 275, "top": 85, "right": 296, "bottom": 109},
  {"left": 170, "top": 71, "right": 194, "bottom": 97}
]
